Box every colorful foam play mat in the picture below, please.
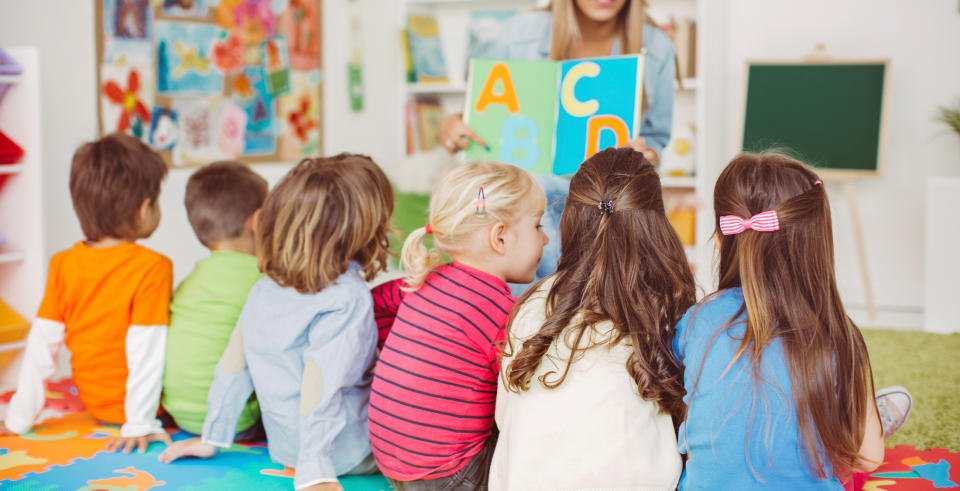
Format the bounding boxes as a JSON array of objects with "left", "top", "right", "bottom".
[
  {"left": 1, "top": 379, "right": 958, "bottom": 489},
  {"left": 0, "top": 379, "right": 390, "bottom": 490}
]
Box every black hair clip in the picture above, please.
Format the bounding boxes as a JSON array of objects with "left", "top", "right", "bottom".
[{"left": 598, "top": 200, "right": 614, "bottom": 216}]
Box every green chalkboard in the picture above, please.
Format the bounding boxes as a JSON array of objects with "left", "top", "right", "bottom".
[{"left": 742, "top": 62, "right": 887, "bottom": 176}]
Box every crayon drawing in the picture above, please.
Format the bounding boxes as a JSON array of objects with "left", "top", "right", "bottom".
[
  {"left": 161, "top": 0, "right": 210, "bottom": 18},
  {"left": 148, "top": 107, "right": 179, "bottom": 150},
  {"left": 262, "top": 36, "right": 292, "bottom": 96},
  {"left": 277, "top": 69, "right": 320, "bottom": 158},
  {"left": 217, "top": 100, "right": 248, "bottom": 157},
  {"left": 156, "top": 21, "right": 223, "bottom": 95},
  {"left": 217, "top": 0, "right": 275, "bottom": 45},
  {"left": 235, "top": 66, "right": 276, "bottom": 155},
  {"left": 172, "top": 98, "right": 220, "bottom": 166},
  {"left": 101, "top": 0, "right": 153, "bottom": 63},
  {"left": 278, "top": 0, "right": 320, "bottom": 70},
  {"left": 100, "top": 63, "right": 155, "bottom": 140}
]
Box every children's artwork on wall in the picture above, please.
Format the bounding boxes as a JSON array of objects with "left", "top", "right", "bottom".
[
  {"left": 262, "top": 36, "right": 291, "bottom": 96},
  {"left": 96, "top": 0, "right": 323, "bottom": 166},
  {"left": 100, "top": 63, "right": 155, "bottom": 140},
  {"left": 102, "top": 0, "right": 153, "bottom": 63},
  {"left": 156, "top": 21, "right": 223, "bottom": 95},
  {"left": 161, "top": 0, "right": 210, "bottom": 18},
  {"left": 279, "top": 0, "right": 321, "bottom": 70},
  {"left": 148, "top": 107, "right": 179, "bottom": 150},
  {"left": 278, "top": 69, "right": 321, "bottom": 158}
]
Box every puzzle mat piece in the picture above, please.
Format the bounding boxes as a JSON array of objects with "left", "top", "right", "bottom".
[
  {"left": 0, "top": 412, "right": 391, "bottom": 490},
  {"left": 865, "top": 445, "right": 960, "bottom": 490}
]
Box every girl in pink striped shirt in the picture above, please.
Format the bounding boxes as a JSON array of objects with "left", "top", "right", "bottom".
[{"left": 369, "top": 161, "right": 547, "bottom": 490}]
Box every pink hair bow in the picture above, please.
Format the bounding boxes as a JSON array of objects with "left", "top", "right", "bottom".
[{"left": 719, "top": 210, "right": 780, "bottom": 235}]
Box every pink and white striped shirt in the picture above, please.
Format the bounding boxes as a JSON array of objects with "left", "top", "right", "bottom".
[{"left": 369, "top": 262, "right": 515, "bottom": 480}]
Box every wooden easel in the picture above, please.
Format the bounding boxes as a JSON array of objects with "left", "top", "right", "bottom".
[{"left": 804, "top": 44, "right": 878, "bottom": 321}]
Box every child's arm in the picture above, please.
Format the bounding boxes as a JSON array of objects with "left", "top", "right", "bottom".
[
  {"left": 854, "top": 394, "right": 885, "bottom": 473},
  {"left": 370, "top": 278, "right": 406, "bottom": 350},
  {"left": 107, "top": 258, "right": 173, "bottom": 453},
  {"left": 3, "top": 318, "right": 65, "bottom": 434},
  {"left": 295, "top": 295, "right": 377, "bottom": 490},
  {"left": 158, "top": 325, "right": 254, "bottom": 463}
]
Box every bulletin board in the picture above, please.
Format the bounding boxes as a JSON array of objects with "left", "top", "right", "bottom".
[
  {"left": 741, "top": 60, "right": 889, "bottom": 178},
  {"left": 95, "top": 0, "right": 323, "bottom": 167}
]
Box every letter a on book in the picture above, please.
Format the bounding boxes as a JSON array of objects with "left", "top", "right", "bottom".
[{"left": 474, "top": 63, "right": 519, "bottom": 114}]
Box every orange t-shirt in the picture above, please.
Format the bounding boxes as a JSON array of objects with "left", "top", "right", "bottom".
[{"left": 36, "top": 241, "right": 172, "bottom": 424}]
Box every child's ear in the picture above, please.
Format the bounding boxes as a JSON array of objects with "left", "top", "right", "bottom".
[
  {"left": 138, "top": 198, "right": 152, "bottom": 222},
  {"left": 246, "top": 209, "right": 261, "bottom": 236},
  {"left": 488, "top": 222, "right": 507, "bottom": 256}
]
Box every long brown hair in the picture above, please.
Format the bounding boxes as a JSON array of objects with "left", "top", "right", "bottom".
[
  {"left": 711, "top": 152, "right": 875, "bottom": 477},
  {"left": 257, "top": 153, "right": 395, "bottom": 293},
  {"left": 547, "top": 0, "right": 652, "bottom": 60},
  {"left": 503, "top": 147, "right": 695, "bottom": 423}
]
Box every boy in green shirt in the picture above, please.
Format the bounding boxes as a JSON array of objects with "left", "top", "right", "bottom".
[{"left": 162, "top": 162, "right": 267, "bottom": 438}]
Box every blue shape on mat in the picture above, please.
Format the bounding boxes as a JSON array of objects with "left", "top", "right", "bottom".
[{"left": 913, "top": 459, "right": 957, "bottom": 489}]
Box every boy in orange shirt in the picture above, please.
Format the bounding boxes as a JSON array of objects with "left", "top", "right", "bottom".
[{"left": 1, "top": 132, "right": 173, "bottom": 453}]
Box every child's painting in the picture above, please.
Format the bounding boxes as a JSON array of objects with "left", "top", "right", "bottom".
[
  {"left": 100, "top": 62, "right": 155, "bottom": 140},
  {"left": 96, "top": 0, "right": 323, "bottom": 166},
  {"left": 101, "top": 0, "right": 153, "bottom": 63},
  {"left": 278, "top": 0, "right": 321, "bottom": 70},
  {"left": 278, "top": 69, "right": 321, "bottom": 158},
  {"left": 156, "top": 21, "right": 223, "bottom": 95}
]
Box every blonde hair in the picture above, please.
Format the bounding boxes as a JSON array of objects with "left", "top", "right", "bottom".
[
  {"left": 547, "top": 0, "right": 650, "bottom": 60},
  {"left": 401, "top": 162, "right": 544, "bottom": 288},
  {"left": 257, "top": 154, "right": 395, "bottom": 293}
]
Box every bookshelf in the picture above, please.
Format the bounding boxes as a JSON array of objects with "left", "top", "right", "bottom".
[
  {"left": 395, "top": 1, "right": 716, "bottom": 292},
  {"left": 0, "top": 47, "right": 45, "bottom": 391}
]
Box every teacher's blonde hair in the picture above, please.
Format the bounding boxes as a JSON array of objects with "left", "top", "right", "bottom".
[{"left": 547, "top": 0, "right": 652, "bottom": 60}]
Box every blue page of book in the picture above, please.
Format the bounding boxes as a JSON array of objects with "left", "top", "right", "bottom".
[{"left": 552, "top": 55, "right": 643, "bottom": 175}]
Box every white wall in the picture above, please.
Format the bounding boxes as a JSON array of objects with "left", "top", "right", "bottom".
[
  {"left": 0, "top": 0, "right": 402, "bottom": 283},
  {"left": 711, "top": 0, "right": 960, "bottom": 327}
]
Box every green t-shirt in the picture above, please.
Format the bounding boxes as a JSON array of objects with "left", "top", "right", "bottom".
[{"left": 162, "top": 251, "right": 262, "bottom": 434}]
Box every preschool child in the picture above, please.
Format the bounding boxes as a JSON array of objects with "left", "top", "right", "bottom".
[
  {"left": 158, "top": 154, "right": 395, "bottom": 491},
  {"left": 673, "top": 153, "right": 884, "bottom": 489},
  {"left": 161, "top": 161, "right": 267, "bottom": 438},
  {"left": 368, "top": 161, "right": 548, "bottom": 490},
  {"left": 2, "top": 132, "right": 172, "bottom": 454},
  {"left": 491, "top": 147, "right": 694, "bottom": 490}
]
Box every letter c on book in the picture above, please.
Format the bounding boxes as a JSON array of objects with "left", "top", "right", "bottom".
[{"left": 560, "top": 62, "right": 601, "bottom": 118}]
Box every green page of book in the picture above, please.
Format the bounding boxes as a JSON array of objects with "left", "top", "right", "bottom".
[{"left": 464, "top": 59, "right": 559, "bottom": 175}]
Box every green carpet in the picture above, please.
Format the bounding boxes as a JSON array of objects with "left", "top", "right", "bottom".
[{"left": 863, "top": 328, "right": 960, "bottom": 451}]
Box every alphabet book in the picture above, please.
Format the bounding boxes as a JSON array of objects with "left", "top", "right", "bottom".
[{"left": 464, "top": 55, "right": 643, "bottom": 175}]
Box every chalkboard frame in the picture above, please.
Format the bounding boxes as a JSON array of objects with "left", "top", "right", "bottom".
[{"left": 738, "top": 59, "right": 891, "bottom": 179}]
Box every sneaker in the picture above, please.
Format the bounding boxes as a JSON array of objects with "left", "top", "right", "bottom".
[{"left": 876, "top": 385, "right": 913, "bottom": 439}]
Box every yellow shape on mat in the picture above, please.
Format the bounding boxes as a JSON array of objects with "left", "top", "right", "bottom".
[{"left": 0, "top": 449, "right": 47, "bottom": 471}]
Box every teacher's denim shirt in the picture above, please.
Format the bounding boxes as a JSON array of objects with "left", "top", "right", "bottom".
[{"left": 492, "top": 11, "right": 678, "bottom": 294}]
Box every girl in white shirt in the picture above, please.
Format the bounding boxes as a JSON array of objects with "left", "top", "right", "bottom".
[{"left": 491, "top": 147, "right": 695, "bottom": 490}]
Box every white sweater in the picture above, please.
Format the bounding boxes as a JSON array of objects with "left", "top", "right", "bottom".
[{"left": 489, "top": 279, "right": 681, "bottom": 490}]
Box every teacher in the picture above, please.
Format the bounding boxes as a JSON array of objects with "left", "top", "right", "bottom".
[{"left": 440, "top": 0, "right": 677, "bottom": 288}]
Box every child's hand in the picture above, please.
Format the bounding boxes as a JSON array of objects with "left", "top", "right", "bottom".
[
  {"left": 105, "top": 431, "right": 173, "bottom": 454},
  {"left": 300, "top": 483, "right": 344, "bottom": 491},
  {"left": 157, "top": 437, "right": 217, "bottom": 463}
]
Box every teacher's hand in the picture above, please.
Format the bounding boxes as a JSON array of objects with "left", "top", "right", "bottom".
[
  {"left": 440, "top": 114, "right": 488, "bottom": 154},
  {"left": 623, "top": 137, "right": 660, "bottom": 167}
]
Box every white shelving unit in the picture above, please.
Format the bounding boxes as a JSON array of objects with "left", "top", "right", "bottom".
[
  {"left": 0, "top": 47, "right": 45, "bottom": 392},
  {"left": 395, "top": 1, "right": 717, "bottom": 292}
]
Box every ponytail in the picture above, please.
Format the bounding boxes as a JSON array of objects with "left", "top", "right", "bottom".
[{"left": 401, "top": 226, "right": 444, "bottom": 289}]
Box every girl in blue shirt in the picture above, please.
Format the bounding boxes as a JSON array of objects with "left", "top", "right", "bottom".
[{"left": 672, "top": 153, "right": 885, "bottom": 490}]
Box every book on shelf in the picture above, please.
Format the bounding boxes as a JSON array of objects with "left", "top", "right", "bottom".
[
  {"left": 405, "top": 96, "right": 443, "bottom": 155},
  {"left": 407, "top": 13, "right": 448, "bottom": 83},
  {"left": 465, "top": 55, "right": 644, "bottom": 175},
  {"left": 464, "top": 9, "right": 516, "bottom": 79},
  {"left": 661, "top": 16, "right": 697, "bottom": 80},
  {"left": 400, "top": 28, "right": 415, "bottom": 83}
]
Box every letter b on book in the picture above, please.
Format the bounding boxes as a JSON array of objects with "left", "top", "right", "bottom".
[{"left": 499, "top": 116, "right": 540, "bottom": 170}]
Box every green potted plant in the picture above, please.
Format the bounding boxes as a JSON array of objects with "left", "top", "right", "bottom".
[
  {"left": 936, "top": 99, "right": 960, "bottom": 139},
  {"left": 925, "top": 98, "right": 960, "bottom": 333}
]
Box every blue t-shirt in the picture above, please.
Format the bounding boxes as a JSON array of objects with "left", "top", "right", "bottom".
[{"left": 672, "top": 288, "right": 842, "bottom": 490}]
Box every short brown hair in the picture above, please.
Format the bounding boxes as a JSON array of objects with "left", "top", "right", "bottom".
[
  {"left": 185, "top": 161, "right": 268, "bottom": 247},
  {"left": 69, "top": 132, "right": 168, "bottom": 241},
  {"left": 257, "top": 153, "right": 395, "bottom": 293}
]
